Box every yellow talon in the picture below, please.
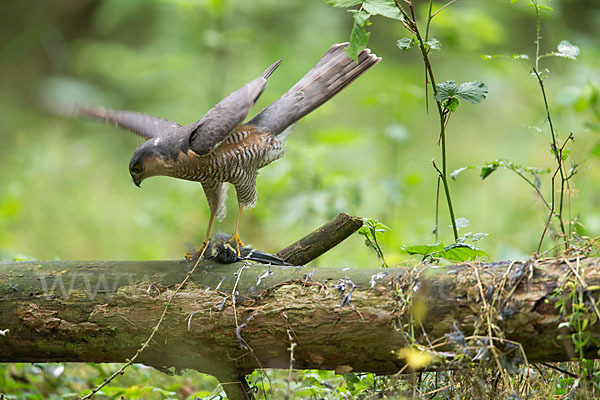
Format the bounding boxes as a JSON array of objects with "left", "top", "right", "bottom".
[
  {"left": 185, "top": 240, "right": 209, "bottom": 262},
  {"left": 230, "top": 233, "right": 244, "bottom": 257},
  {"left": 231, "top": 233, "right": 245, "bottom": 247}
]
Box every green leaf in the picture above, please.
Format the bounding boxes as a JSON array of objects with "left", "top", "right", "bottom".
[
  {"left": 480, "top": 163, "right": 498, "bottom": 179},
  {"left": 350, "top": 8, "right": 370, "bottom": 26},
  {"left": 456, "top": 81, "right": 488, "bottom": 104},
  {"left": 537, "top": 5, "right": 554, "bottom": 11},
  {"left": 444, "top": 97, "right": 460, "bottom": 112},
  {"left": 426, "top": 38, "right": 441, "bottom": 51},
  {"left": 402, "top": 242, "right": 445, "bottom": 256},
  {"left": 434, "top": 80, "right": 458, "bottom": 101},
  {"left": 437, "top": 243, "right": 488, "bottom": 262},
  {"left": 325, "top": 0, "right": 363, "bottom": 7},
  {"left": 346, "top": 11, "right": 371, "bottom": 61},
  {"left": 358, "top": 218, "right": 390, "bottom": 240},
  {"left": 397, "top": 37, "right": 415, "bottom": 51},
  {"left": 363, "top": 0, "right": 404, "bottom": 20},
  {"left": 556, "top": 40, "right": 580, "bottom": 60}
]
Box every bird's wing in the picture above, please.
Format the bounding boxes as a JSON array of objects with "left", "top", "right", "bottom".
[
  {"left": 248, "top": 43, "right": 380, "bottom": 136},
  {"left": 69, "top": 105, "right": 181, "bottom": 140},
  {"left": 188, "top": 59, "right": 282, "bottom": 156}
]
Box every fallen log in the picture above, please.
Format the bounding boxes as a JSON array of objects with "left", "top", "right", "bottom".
[{"left": 1, "top": 257, "right": 599, "bottom": 398}]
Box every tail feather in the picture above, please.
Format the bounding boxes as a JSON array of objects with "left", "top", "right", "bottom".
[{"left": 247, "top": 43, "right": 380, "bottom": 135}]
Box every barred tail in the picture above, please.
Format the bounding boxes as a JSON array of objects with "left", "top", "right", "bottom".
[{"left": 247, "top": 43, "right": 380, "bottom": 136}]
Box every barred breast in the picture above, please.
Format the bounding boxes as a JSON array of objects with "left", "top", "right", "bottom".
[{"left": 167, "top": 125, "right": 285, "bottom": 209}]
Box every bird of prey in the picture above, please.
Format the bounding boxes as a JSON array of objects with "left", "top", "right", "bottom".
[{"left": 68, "top": 43, "right": 380, "bottom": 257}]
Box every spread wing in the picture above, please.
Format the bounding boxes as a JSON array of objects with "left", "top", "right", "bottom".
[
  {"left": 68, "top": 105, "right": 181, "bottom": 139},
  {"left": 188, "top": 59, "right": 282, "bottom": 156}
]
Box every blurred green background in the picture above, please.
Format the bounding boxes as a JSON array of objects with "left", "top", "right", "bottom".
[{"left": 0, "top": 0, "right": 599, "bottom": 265}]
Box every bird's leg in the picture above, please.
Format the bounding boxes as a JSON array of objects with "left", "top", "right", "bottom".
[
  {"left": 186, "top": 213, "right": 214, "bottom": 261},
  {"left": 231, "top": 204, "right": 245, "bottom": 256}
]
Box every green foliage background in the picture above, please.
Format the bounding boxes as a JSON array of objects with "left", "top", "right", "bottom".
[
  {"left": 0, "top": 0, "right": 599, "bottom": 264},
  {"left": 0, "top": 0, "right": 599, "bottom": 397}
]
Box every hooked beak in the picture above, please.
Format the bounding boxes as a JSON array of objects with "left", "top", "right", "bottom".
[{"left": 133, "top": 177, "right": 142, "bottom": 188}]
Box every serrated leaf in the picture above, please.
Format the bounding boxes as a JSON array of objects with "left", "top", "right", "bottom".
[
  {"left": 325, "top": 0, "right": 363, "bottom": 7},
  {"left": 438, "top": 243, "right": 488, "bottom": 262},
  {"left": 363, "top": 0, "right": 404, "bottom": 20},
  {"left": 397, "top": 37, "right": 414, "bottom": 51},
  {"left": 426, "top": 38, "right": 441, "bottom": 51},
  {"left": 346, "top": 11, "right": 371, "bottom": 61},
  {"left": 351, "top": 8, "right": 371, "bottom": 26},
  {"left": 434, "top": 80, "right": 458, "bottom": 101},
  {"left": 556, "top": 40, "right": 580, "bottom": 59},
  {"left": 402, "top": 242, "right": 444, "bottom": 256},
  {"left": 456, "top": 81, "right": 488, "bottom": 104}
]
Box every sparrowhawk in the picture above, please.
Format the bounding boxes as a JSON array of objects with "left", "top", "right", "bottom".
[{"left": 68, "top": 43, "right": 380, "bottom": 257}]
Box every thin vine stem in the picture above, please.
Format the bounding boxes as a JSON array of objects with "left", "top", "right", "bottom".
[
  {"left": 533, "top": 67, "right": 568, "bottom": 252},
  {"left": 530, "top": 0, "right": 570, "bottom": 252},
  {"left": 403, "top": 1, "right": 459, "bottom": 241}
]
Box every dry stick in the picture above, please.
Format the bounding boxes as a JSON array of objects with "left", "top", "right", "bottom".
[
  {"left": 81, "top": 245, "right": 209, "bottom": 399},
  {"left": 540, "top": 362, "right": 578, "bottom": 379},
  {"left": 473, "top": 267, "right": 509, "bottom": 384},
  {"left": 285, "top": 329, "right": 296, "bottom": 400},
  {"left": 276, "top": 213, "right": 363, "bottom": 265}
]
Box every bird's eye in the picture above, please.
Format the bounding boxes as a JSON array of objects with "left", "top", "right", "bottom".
[{"left": 131, "top": 165, "right": 142, "bottom": 174}]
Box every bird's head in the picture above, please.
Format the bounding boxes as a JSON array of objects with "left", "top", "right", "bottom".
[{"left": 129, "top": 138, "right": 169, "bottom": 187}]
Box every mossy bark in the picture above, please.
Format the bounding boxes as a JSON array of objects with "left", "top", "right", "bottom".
[{"left": 1, "top": 257, "right": 599, "bottom": 378}]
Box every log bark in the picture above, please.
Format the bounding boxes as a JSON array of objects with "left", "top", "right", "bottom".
[{"left": 1, "top": 257, "right": 600, "bottom": 387}]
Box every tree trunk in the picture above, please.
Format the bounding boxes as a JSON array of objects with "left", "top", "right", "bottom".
[{"left": 1, "top": 257, "right": 599, "bottom": 393}]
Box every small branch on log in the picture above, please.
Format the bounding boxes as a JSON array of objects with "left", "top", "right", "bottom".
[{"left": 276, "top": 212, "right": 363, "bottom": 265}]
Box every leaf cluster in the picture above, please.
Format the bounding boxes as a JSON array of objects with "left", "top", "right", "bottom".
[
  {"left": 326, "top": 0, "right": 403, "bottom": 59},
  {"left": 402, "top": 241, "right": 488, "bottom": 263}
]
